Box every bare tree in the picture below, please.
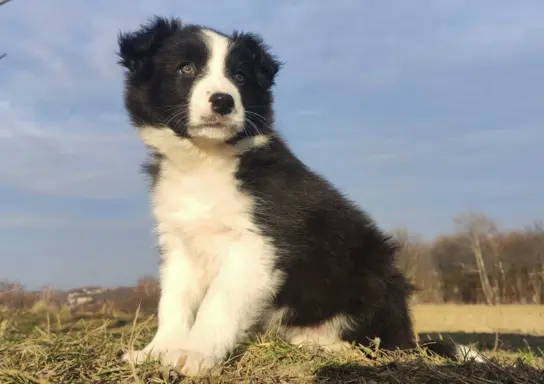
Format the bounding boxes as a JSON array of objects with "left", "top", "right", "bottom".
[
  {"left": 454, "top": 212, "right": 498, "bottom": 305},
  {"left": 136, "top": 275, "right": 160, "bottom": 296},
  {"left": 1, "top": 0, "right": 13, "bottom": 61}
]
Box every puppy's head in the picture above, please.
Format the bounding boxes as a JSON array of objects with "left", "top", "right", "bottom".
[{"left": 118, "top": 17, "right": 281, "bottom": 143}]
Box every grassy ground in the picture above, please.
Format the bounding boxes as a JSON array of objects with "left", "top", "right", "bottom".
[{"left": 1, "top": 305, "right": 543, "bottom": 383}]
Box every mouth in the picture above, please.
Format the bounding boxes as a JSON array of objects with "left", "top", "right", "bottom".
[
  {"left": 192, "top": 116, "right": 237, "bottom": 129},
  {"left": 186, "top": 114, "right": 243, "bottom": 141},
  {"left": 191, "top": 122, "right": 230, "bottom": 129}
]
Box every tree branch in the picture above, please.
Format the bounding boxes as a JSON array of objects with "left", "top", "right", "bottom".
[{"left": 0, "top": 0, "right": 13, "bottom": 60}]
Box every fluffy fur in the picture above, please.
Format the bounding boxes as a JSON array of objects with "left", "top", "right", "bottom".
[{"left": 117, "top": 17, "right": 484, "bottom": 377}]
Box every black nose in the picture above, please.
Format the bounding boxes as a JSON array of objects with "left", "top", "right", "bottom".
[{"left": 209, "top": 93, "right": 235, "bottom": 115}]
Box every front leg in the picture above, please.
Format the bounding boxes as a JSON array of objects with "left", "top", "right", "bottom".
[
  {"left": 122, "top": 240, "right": 206, "bottom": 364},
  {"left": 166, "top": 237, "right": 280, "bottom": 377}
]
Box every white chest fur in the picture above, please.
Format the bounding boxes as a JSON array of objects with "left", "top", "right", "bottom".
[
  {"left": 140, "top": 127, "right": 278, "bottom": 284},
  {"left": 153, "top": 151, "right": 257, "bottom": 268}
]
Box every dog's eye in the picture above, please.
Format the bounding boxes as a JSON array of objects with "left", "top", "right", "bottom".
[
  {"left": 178, "top": 62, "right": 196, "bottom": 76},
  {"left": 234, "top": 72, "right": 245, "bottom": 84}
]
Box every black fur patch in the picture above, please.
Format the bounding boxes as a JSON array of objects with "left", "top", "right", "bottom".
[{"left": 235, "top": 135, "right": 417, "bottom": 349}]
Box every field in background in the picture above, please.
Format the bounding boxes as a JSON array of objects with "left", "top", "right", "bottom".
[
  {"left": 0, "top": 304, "right": 543, "bottom": 383},
  {"left": 414, "top": 304, "right": 544, "bottom": 335},
  {"left": 414, "top": 304, "right": 544, "bottom": 370}
]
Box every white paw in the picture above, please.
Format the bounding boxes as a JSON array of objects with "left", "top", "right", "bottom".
[
  {"left": 121, "top": 349, "right": 156, "bottom": 365},
  {"left": 456, "top": 344, "right": 486, "bottom": 363},
  {"left": 166, "top": 349, "right": 218, "bottom": 377},
  {"left": 121, "top": 341, "right": 180, "bottom": 365}
]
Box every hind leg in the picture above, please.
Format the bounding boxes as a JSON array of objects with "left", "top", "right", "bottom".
[
  {"left": 374, "top": 304, "right": 417, "bottom": 351},
  {"left": 375, "top": 279, "right": 417, "bottom": 351},
  {"left": 340, "top": 273, "right": 417, "bottom": 352},
  {"left": 374, "top": 272, "right": 417, "bottom": 351},
  {"left": 338, "top": 309, "right": 416, "bottom": 354}
]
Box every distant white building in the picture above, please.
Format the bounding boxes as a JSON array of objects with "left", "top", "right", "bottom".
[{"left": 66, "top": 286, "right": 108, "bottom": 308}]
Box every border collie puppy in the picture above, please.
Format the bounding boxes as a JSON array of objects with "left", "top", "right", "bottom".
[{"left": 117, "top": 17, "right": 483, "bottom": 377}]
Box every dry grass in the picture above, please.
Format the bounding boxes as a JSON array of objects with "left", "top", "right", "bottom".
[{"left": 0, "top": 305, "right": 543, "bottom": 383}]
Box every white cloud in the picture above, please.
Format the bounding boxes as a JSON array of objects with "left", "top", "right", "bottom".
[
  {"left": 0, "top": 100, "right": 146, "bottom": 199},
  {"left": 0, "top": 213, "right": 67, "bottom": 229},
  {"left": 0, "top": 212, "right": 149, "bottom": 229}
]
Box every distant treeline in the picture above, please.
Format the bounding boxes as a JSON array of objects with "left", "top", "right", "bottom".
[
  {"left": 1, "top": 212, "right": 543, "bottom": 312},
  {"left": 395, "top": 212, "right": 544, "bottom": 305}
]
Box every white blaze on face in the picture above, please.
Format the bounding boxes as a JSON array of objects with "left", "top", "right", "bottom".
[{"left": 188, "top": 29, "right": 245, "bottom": 140}]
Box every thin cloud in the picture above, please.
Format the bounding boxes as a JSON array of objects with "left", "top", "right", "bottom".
[
  {"left": 0, "top": 213, "right": 149, "bottom": 230},
  {"left": 0, "top": 100, "right": 145, "bottom": 199}
]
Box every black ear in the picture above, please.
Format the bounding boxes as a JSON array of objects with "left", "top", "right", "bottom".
[
  {"left": 117, "top": 16, "right": 182, "bottom": 72},
  {"left": 234, "top": 32, "right": 283, "bottom": 89}
]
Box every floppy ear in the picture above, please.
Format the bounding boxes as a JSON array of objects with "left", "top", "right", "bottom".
[
  {"left": 117, "top": 16, "right": 182, "bottom": 73},
  {"left": 234, "top": 32, "right": 283, "bottom": 89}
]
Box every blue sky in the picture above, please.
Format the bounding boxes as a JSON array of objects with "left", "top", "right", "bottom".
[{"left": 1, "top": 1, "right": 542, "bottom": 290}]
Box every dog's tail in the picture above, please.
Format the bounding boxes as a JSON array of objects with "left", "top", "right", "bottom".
[{"left": 419, "top": 339, "right": 486, "bottom": 363}]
